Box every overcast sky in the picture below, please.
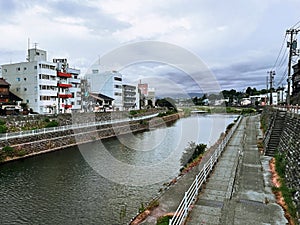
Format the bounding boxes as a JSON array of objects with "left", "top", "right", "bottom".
[{"left": 0, "top": 0, "right": 300, "bottom": 96}]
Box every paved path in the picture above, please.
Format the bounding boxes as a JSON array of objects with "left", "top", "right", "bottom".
[{"left": 186, "top": 115, "right": 287, "bottom": 225}]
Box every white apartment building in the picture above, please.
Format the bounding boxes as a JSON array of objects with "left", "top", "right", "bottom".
[
  {"left": 85, "top": 67, "right": 123, "bottom": 111},
  {"left": 122, "top": 84, "right": 140, "bottom": 110},
  {"left": 1, "top": 48, "right": 81, "bottom": 114},
  {"left": 54, "top": 58, "right": 81, "bottom": 113},
  {"left": 67, "top": 67, "right": 81, "bottom": 111}
]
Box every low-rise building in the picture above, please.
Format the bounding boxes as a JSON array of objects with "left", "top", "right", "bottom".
[
  {"left": 85, "top": 66, "right": 123, "bottom": 111},
  {"left": 138, "top": 81, "right": 155, "bottom": 108}
]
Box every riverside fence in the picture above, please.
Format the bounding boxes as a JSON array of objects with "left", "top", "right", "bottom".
[
  {"left": 0, "top": 113, "right": 159, "bottom": 141},
  {"left": 169, "top": 116, "right": 242, "bottom": 225}
]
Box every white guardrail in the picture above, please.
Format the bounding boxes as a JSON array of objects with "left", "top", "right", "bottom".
[
  {"left": 275, "top": 105, "right": 300, "bottom": 114},
  {"left": 169, "top": 116, "right": 242, "bottom": 225},
  {"left": 0, "top": 113, "right": 159, "bottom": 141}
]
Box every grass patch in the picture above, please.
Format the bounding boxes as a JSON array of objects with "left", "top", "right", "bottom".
[{"left": 156, "top": 215, "right": 172, "bottom": 225}]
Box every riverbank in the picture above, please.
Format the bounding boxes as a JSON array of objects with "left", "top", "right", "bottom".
[{"left": 0, "top": 112, "right": 180, "bottom": 164}]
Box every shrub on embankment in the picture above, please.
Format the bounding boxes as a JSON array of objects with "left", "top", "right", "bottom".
[
  {"left": 0, "top": 146, "right": 26, "bottom": 161},
  {"left": 180, "top": 142, "right": 207, "bottom": 171}
]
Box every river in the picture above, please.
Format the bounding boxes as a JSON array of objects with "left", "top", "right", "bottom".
[{"left": 0, "top": 114, "right": 237, "bottom": 225}]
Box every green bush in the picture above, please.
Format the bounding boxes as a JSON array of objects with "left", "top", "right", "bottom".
[
  {"left": 241, "top": 108, "right": 256, "bottom": 114},
  {"left": 226, "top": 123, "right": 235, "bottom": 131},
  {"left": 0, "top": 124, "right": 7, "bottom": 133},
  {"left": 0, "top": 119, "right": 5, "bottom": 125},
  {"left": 2, "top": 146, "right": 14, "bottom": 157},
  {"left": 16, "top": 149, "right": 27, "bottom": 157},
  {"left": 129, "top": 110, "right": 138, "bottom": 116},
  {"left": 44, "top": 117, "right": 50, "bottom": 123},
  {"left": 45, "top": 120, "right": 59, "bottom": 128}
]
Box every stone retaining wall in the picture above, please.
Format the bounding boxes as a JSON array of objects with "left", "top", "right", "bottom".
[
  {"left": 2, "top": 108, "right": 165, "bottom": 131},
  {"left": 262, "top": 108, "right": 300, "bottom": 212},
  {"left": 1, "top": 113, "right": 179, "bottom": 163}
]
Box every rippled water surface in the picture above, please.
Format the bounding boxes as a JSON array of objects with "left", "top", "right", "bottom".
[{"left": 0, "top": 114, "right": 237, "bottom": 224}]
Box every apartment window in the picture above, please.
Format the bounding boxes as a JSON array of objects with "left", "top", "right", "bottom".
[
  {"left": 3, "top": 69, "right": 7, "bottom": 73},
  {"left": 35, "top": 99, "right": 37, "bottom": 102},
  {"left": 16, "top": 78, "right": 21, "bottom": 82},
  {"left": 92, "top": 69, "right": 98, "bottom": 74},
  {"left": 114, "top": 77, "right": 122, "bottom": 81},
  {"left": 16, "top": 88, "right": 20, "bottom": 92},
  {"left": 24, "top": 67, "right": 27, "bottom": 71},
  {"left": 24, "top": 78, "right": 27, "bottom": 81},
  {"left": 24, "top": 88, "right": 27, "bottom": 91},
  {"left": 26, "top": 100, "right": 29, "bottom": 103},
  {"left": 16, "top": 67, "right": 20, "bottom": 71},
  {"left": 34, "top": 65, "right": 37, "bottom": 69},
  {"left": 114, "top": 85, "right": 122, "bottom": 89},
  {"left": 114, "top": 92, "right": 122, "bottom": 96}
]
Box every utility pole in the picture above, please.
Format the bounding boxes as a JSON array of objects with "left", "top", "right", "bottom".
[
  {"left": 286, "top": 29, "right": 299, "bottom": 105},
  {"left": 268, "top": 71, "right": 275, "bottom": 105},
  {"left": 266, "top": 76, "right": 269, "bottom": 105}
]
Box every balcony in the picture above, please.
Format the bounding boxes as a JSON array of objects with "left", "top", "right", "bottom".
[
  {"left": 62, "top": 104, "right": 72, "bottom": 109},
  {"left": 57, "top": 71, "right": 72, "bottom": 78},
  {"left": 69, "top": 78, "right": 81, "bottom": 84},
  {"left": 58, "top": 83, "right": 72, "bottom": 88},
  {"left": 58, "top": 93, "right": 72, "bottom": 98},
  {"left": 39, "top": 90, "right": 58, "bottom": 96}
]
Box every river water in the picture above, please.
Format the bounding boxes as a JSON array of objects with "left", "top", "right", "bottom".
[{"left": 0, "top": 114, "right": 237, "bottom": 225}]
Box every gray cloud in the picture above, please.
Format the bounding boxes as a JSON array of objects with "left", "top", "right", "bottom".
[{"left": 0, "top": 0, "right": 299, "bottom": 95}]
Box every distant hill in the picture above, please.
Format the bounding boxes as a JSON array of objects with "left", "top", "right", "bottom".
[{"left": 156, "top": 92, "right": 204, "bottom": 99}]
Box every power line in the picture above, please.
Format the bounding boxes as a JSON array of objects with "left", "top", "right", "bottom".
[
  {"left": 277, "top": 47, "right": 288, "bottom": 68},
  {"left": 271, "top": 34, "right": 287, "bottom": 71},
  {"left": 275, "top": 69, "right": 288, "bottom": 87},
  {"left": 291, "top": 20, "right": 300, "bottom": 29}
]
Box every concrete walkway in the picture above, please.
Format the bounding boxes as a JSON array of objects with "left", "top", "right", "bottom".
[{"left": 186, "top": 115, "right": 287, "bottom": 225}]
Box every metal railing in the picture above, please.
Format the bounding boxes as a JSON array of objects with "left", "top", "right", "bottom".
[
  {"left": 0, "top": 113, "right": 159, "bottom": 141},
  {"left": 275, "top": 105, "right": 300, "bottom": 114},
  {"left": 169, "top": 116, "right": 242, "bottom": 225}
]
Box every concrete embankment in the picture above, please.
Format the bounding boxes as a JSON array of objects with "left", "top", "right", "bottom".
[{"left": 0, "top": 113, "right": 180, "bottom": 164}]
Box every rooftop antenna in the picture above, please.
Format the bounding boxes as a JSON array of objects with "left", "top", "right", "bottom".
[
  {"left": 26, "top": 38, "right": 30, "bottom": 61},
  {"left": 34, "top": 42, "right": 38, "bottom": 50}
]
